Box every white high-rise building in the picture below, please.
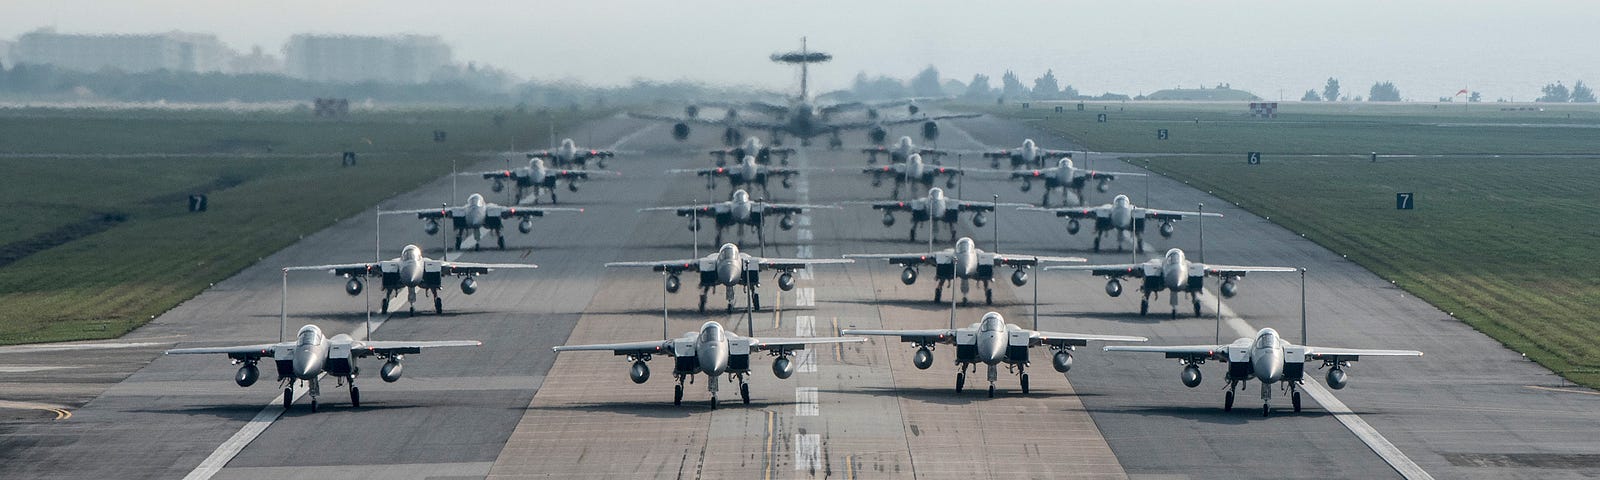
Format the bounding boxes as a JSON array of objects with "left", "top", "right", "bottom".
[
  {"left": 284, "top": 34, "right": 452, "bottom": 84},
  {"left": 12, "top": 28, "right": 233, "bottom": 73}
]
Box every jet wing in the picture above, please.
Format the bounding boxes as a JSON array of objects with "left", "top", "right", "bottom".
[
  {"left": 495, "top": 206, "right": 582, "bottom": 218},
  {"left": 1010, "top": 167, "right": 1057, "bottom": 180},
  {"left": 553, "top": 339, "right": 675, "bottom": 356},
  {"left": 1140, "top": 208, "right": 1222, "bottom": 221},
  {"left": 862, "top": 164, "right": 905, "bottom": 175},
  {"left": 755, "top": 257, "right": 854, "bottom": 271},
  {"left": 878, "top": 113, "right": 983, "bottom": 125},
  {"left": 842, "top": 252, "right": 945, "bottom": 267},
  {"left": 751, "top": 336, "right": 867, "bottom": 352},
  {"left": 166, "top": 343, "right": 284, "bottom": 360},
  {"left": 992, "top": 254, "right": 1087, "bottom": 266},
  {"left": 1103, "top": 344, "right": 1226, "bottom": 360},
  {"left": 472, "top": 169, "right": 524, "bottom": 180},
  {"left": 1079, "top": 169, "right": 1146, "bottom": 180},
  {"left": 286, "top": 262, "right": 383, "bottom": 277},
  {"left": 435, "top": 261, "right": 538, "bottom": 276},
  {"left": 354, "top": 340, "right": 482, "bottom": 357},
  {"left": 1020, "top": 205, "right": 1110, "bottom": 219},
  {"left": 1045, "top": 263, "right": 1151, "bottom": 278},
  {"left": 670, "top": 167, "right": 728, "bottom": 177},
  {"left": 1193, "top": 264, "right": 1299, "bottom": 277},
  {"left": 1302, "top": 346, "right": 1423, "bottom": 361},
  {"left": 640, "top": 204, "right": 724, "bottom": 217},
  {"left": 605, "top": 259, "right": 706, "bottom": 274},
  {"left": 551, "top": 168, "right": 620, "bottom": 180},
  {"left": 866, "top": 200, "right": 921, "bottom": 212},
  {"left": 839, "top": 328, "right": 956, "bottom": 345},
  {"left": 1033, "top": 331, "right": 1148, "bottom": 347},
  {"left": 955, "top": 200, "right": 1032, "bottom": 212},
  {"left": 381, "top": 207, "right": 457, "bottom": 219},
  {"left": 762, "top": 203, "right": 838, "bottom": 215}
]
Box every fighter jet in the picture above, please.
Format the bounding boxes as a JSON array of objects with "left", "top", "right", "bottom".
[
  {"left": 670, "top": 155, "right": 803, "bottom": 199},
  {"left": 1106, "top": 327, "right": 1421, "bottom": 416},
  {"left": 383, "top": 193, "right": 580, "bottom": 250},
  {"left": 1046, "top": 248, "right": 1296, "bottom": 317},
  {"left": 606, "top": 243, "right": 851, "bottom": 313},
  {"left": 553, "top": 320, "right": 864, "bottom": 408},
  {"left": 1019, "top": 194, "right": 1221, "bottom": 252},
  {"left": 862, "top": 153, "right": 988, "bottom": 200},
  {"left": 468, "top": 157, "right": 619, "bottom": 204},
  {"left": 983, "top": 139, "right": 1073, "bottom": 169},
  {"left": 844, "top": 237, "right": 1084, "bottom": 305},
  {"left": 529, "top": 138, "right": 617, "bottom": 168},
  {"left": 864, "top": 187, "right": 1029, "bottom": 242},
  {"left": 286, "top": 244, "right": 537, "bottom": 316},
  {"left": 861, "top": 136, "right": 949, "bottom": 164},
  {"left": 844, "top": 311, "right": 1144, "bottom": 397},
  {"left": 640, "top": 189, "right": 837, "bottom": 246},
  {"left": 709, "top": 136, "right": 794, "bottom": 166},
  {"left": 166, "top": 324, "right": 480, "bottom": 412},
  {"left": 1010, "top": 157, "right": 1146, "bottom": 206}
]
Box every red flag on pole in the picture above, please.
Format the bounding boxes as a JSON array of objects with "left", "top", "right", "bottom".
[{"left": 1455, "top": 88, "right": 1469, "bottom": 96}]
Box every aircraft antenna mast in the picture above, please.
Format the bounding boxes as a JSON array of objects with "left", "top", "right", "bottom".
[
  {"left": 1300, "top": 268, "right": 1308, "bottom": 345},
  {"left": 441, "top": 203, "right": 451, "bottom": 256},
  {"left": 1197, "top": 203, "right": 1205, "bottom": 263},
  {"left": 1032, "top": 256, "right": 1040, "bottom": 331},
  {"left": 662, "top": 272, "right": 671, "bottom": 340},
  {"left": 949, "top": 266, "right": 958, "bottom": 331},
  {"left": 771, "top": 37, "right": 832, "bottom": 102},
  {"left": 280, "top": 268, "right": 288, "bottom": 342},
  {"left": 992, "top": 194, "right": 1001, "bottom": 252}
]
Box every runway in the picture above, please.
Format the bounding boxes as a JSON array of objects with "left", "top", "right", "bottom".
[{"left": 0, "top": 111, "right": 1596, "bottom": 479}]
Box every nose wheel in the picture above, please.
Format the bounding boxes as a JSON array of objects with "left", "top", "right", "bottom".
[
  {"left": 1020, "top": 373, "right": 1030, "bottom": 394},
  {"left": 283, "top": 386, "right": 294, "bottom": 410},
  {"left": 955, "top": 371, "right": 966, "bottom": 393},
  {"left": 350, "top": 379, "right": 361, "bottom": 408},
  {"left": 740, "top": 380, "right": 751, "bottom": 405},
  {"left": 673, "top": 376, "right": 685, "bottom": 406}
]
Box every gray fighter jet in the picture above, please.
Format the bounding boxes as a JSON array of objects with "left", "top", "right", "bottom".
[
  {"left": 845, "top": 237, "right": 1084, "bottom": 305},
  {"left": 1010, "top": 156, "right": 1146, "bottom": 206},
  {"left": 287, "top": 244, "right": 537, "bottom": 315},
  {"left": 1046, "top": 248, "right": 1295, "bottom": 317},
  {"left": 709, "top": 136, "right": 793, "bottom": 166},
  {"left": 553, "top": 320, "right": 864, "bottom": 408},
  {"left": 1106, "top": 327, "right": 1421, "bottom": 416},
  {"left": 383, "top": 193, "right": 581, "bottom": 250},
  {"left": 863, "top": 187, "right": 1029, "bottom": 242},
  {"left": 606, "top": 243, "right": 851, "bottom": 313},
  {"left": 845, "top": 311, "right": 1144, "bottom": 397},
  {"left": 862, "top": 153, "right": 990, "bottom": 200},
  {"left": 983, "top": 138, "right": 1072, "bottom": 169},
  {"left": 1020, "top": 194, "right": 1221, "bottom": 252},
  {"left": 862, "top": 136, "right": 949, "bottom": 164},
  {"left": 468, "top": 157, "right": 619, "bottom": 204},
  {"left": 528, "top": 138, "right": 616, "bottom": 168},
  {"left": 640, "top": 189, "right": 837, "bottom": 246},
  {"left": 669, "top": 155, "right": 804, "bottom": 199},
  {"left": 166, "top": 324, "right": 480, "bottom": 412}
]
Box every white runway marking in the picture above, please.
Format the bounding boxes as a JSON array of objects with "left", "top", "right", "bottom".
[
  {"left": 797, "top": 229, "right": 813, "bottom": 242},
  {"left": 1215, "top": 299, "right": 1433, "bottom": 480},
  {"left": 794, "top": 387, "right": 819, "bottom": 416},
  {"left": 798, "top": 215, "right": 811, "bottom": 227},
  {"left": 0, "top": 365, "right": 78, "bottom": 373},
  {"left": 796, "top": 246, "right": 812, "bottom": 258},
  {"left": 795, "top": 288, "right": 815, "bottom": 307},
  {"left": 795, "top": 433, "right": 822, "bottom": 471},
  {"left": 796, "top": 349, "right": 817, "bottom": 374},
  {"left": 797, "top": 268, "right": 813, "bottom": 280},
  {"left": 0, "top": 342, "right": 162, "bottom": 354},
  {"left": 795, "top": 316, "right": 815, "bottom": 337}
]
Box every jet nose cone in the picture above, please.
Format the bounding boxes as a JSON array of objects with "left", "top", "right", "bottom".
[
  {"left": 293, "top": 347, "right": 321, "bottom": 379},
  {"left": 977, "top": 334, "right": 1004, "bottom": 365},
  {"left": 1252, "top": 351, "right": 1283, "bottom": 384}
]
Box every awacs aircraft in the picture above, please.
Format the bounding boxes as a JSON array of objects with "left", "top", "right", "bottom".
[
  {"left": 862, "top": 136, "right": 949, "bottom": 164},
  {"left": 529, "top": 138, "right": 617, "bottom": 168},
  {"left": 844, "top": 311, "right": 1143, "bottom": 397},
  {"left": 862, "top": 153, "right": 987, "bottom": 200},
  {"left": 670, "top": 155, "right": 804, "bottom": 198},
  {"left": 166, "top": 324, "right": 480, "bottom": 412},
  {"left": 983, "top": 139, "right": 1073, "bottom": 169},
  {"left": 469, "top": 157, "right": 619, "bottom": 204},
  {"left": 606, "top": 243, "right": 851, "bottom": 313},
  {"left": 1020, "top": 194, "right": 1220, "bottom": 252},
  {"left": 641, "top": 189, "right": 837, "bottom": 245},
  {"left": 709, "top": 136, "right": 794, "bottom": 166},
  {"left": 1106, "top": 327, "right": 1421, "bottom": 416},
  {"left": 864, "top": 187, "right": 1029, "bottom": 242},
  {"left": 1010, "top": 157, "right": 1145, "bottom": 206},
  {"left": 286, "top": 244, "right": 537, "bottom": 316},
  {"left": 1047, "top": 248, "right": 1295, "bottom": 317},
  {"left": 553, "top": 320, "right": 864, "bottom": 408},
  {"left": 633, "top": 38, "right": 977, "bottom": 148},
  {"left": 845, "top": 237, "right": 1083, "bottom": 304},
  {"left": 383, "top": 193, "right": 580, "bottom": 250}
]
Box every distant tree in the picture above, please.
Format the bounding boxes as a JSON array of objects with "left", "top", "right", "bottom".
[
  {"left": 1062, "top": 84, "right": 1080, "bottom": 99},
  {"left": 1301, "top": 89, "right": 1321, "bottom": 101},
  {"left": 909, "top": 65, "right": 943, "bottom": 98},
  {"left": 1032, "top": 69, "right": 1062, "bottom": 100},
  {"left": 1000, "top": 70, "right": 1030, "bottom": 100},
  {"left": 1468, "top": 91, "right": 1482, "bottom": 102},
  {"left": 941, "top": 78, "right": 966, "bottom": 97},
  {"left": 1353, "top": 95, "right": 1363, "bottom": 102},
  {"left": 1571, "top": 80, "right": 1595, "bottom": 102},
  {"left": 1537, "top": 82, "right": 1570, "bottom": 102},
  {"left": 1323, "top": 78, "right": 1341, "bottom": 103},
  {"left": 964, "top": 73, "right": 993, "bottom": 99},
  {"left": 1368, "top": 81, "right": 1401, "bottom": 101}
]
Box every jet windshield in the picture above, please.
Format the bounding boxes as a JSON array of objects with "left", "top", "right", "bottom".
[
  {"left": 980, "top": 314, "right": 1002, "bottom": 332},
  {"left": 297, "top": 327, "right": 322, "bottom": 346}
]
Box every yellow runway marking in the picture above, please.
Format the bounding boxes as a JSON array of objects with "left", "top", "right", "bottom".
[
  {"left": 762, "top": 410, "right": 776, "bottom": 480},
  {"left": 0, "top": 400, "right": 74, "bottom": 420}
]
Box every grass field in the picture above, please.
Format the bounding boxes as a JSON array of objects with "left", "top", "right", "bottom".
[
  {"left": 0, "top": 107, "right": 608, "bottom": 344},
  {"left": 981, "top": 101, "right": 1600, "bottom": 388}
]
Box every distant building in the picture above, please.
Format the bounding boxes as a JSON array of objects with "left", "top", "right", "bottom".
[
  {"left": 229, "top": 45, "right": 283, "bottom": 75},
  {"left": 0, "top": 40, "right": 13, "bottom": 68},
  {"left": 284, "top": 34, "right": 451, "bottom": 84},
  {"left": 12, "top": 28, "right": 233, "bottom": 73}
]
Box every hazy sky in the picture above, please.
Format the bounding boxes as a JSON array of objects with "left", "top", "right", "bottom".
[{"left": 3, "top": 1, "right": 1597, "bottom": 101}]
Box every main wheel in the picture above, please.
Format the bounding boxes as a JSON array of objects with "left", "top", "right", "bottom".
[
  {"left": 1139, "top": 300, "right": 1149, "bottom": 316},
  {"left": 1262, "top": 404, "right": 1271, "bottom": 417},
  {"left": 1193, "top": 299, "right": 1202, "bottom": 317},
  {"left": 985, "top": 289, "right": 993, "bottom": 305},
  {"left": 710, "top": 395, "right": 718, "bottom": 410},
  {"left": 741, "top": 383, "right": 751, "bottom": 405},
  {"left": 350, "top": 387, "right": 361, "bottom": 408},
  {"left": 310, "top": 399, "right": 318, "bottom": 413},
  {"left": 1224, "top": 390, "right": 1235, "bottom": 412},
  {"left": 434, "top": 297, "right": 443, "bottom": 315},
  {"left": 1020, "top": 373, "right": 1030, "bottom": 394},
  {"left": 408, "top": 305, "right": 416, "bottom": 317},
  {"left": 283, "top": 387, "right": 294, "bottom": 410},
  {"left": 698, "top": 294, "right": 707, "bottom": 314},
  {"left": 955, "top": 372, "right": 966, "bottom": 393},
  {"left": 933, "top": 287, "right": 943, "bottom": 303},
  {"left": 752, "top": 291, "right": 761, "bottom": 311},
  {"left": 381, "top": 298, "right": 390, "bottom": 314},
  {"left": 1292, "top": 391, "right": 1302, "bottom": 413},
  {"left": 674, "top": 385, "right": 684, "bottom": 406},
  {"left": 1093, "top": 237, "right": 1101, "bottom": 252},
  {"left": 988, "top": 385, "right": 996, "bottom": 398},
  {"left": 497, "top": 236, "right": 506, "bottom": 249}
]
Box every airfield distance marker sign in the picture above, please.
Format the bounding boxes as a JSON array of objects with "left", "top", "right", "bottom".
[
  {"left": 1396, "top": 192, "right": 1414, "bottom": 210},
  {"left": 1157, "top": 129, "right": 1169, "bottom": 140},
  {"left": 1097, "top": 113, "right": 1108, "bottom": 123},
  {"left": 1247, "top": 152, "right": 1261, "bottom": 165}
]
